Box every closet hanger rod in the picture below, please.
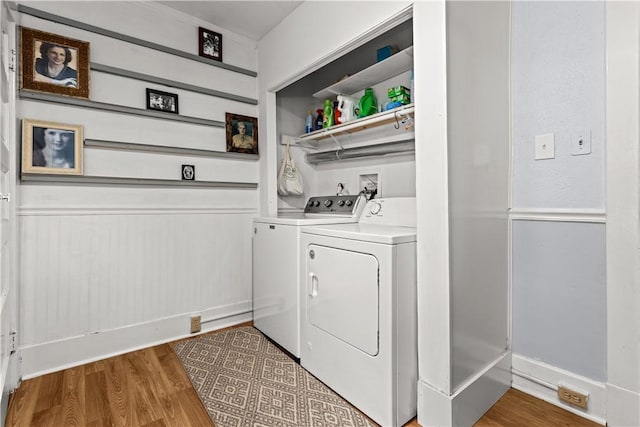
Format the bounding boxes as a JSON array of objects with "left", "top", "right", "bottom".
[{"left": 305, "top": 140, "right": 414, "bottom": 164}]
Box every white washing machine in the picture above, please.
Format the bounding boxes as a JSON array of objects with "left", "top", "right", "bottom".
[
  {"left": 300, "top": 197, "right": 417, "bottom": 427},
  {"left": 252, "top": 194, "right": 366, "bottom": 358}
]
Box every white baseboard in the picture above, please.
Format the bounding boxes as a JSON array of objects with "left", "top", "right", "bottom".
[
  {"left": 20, "top": 301, "right": 252, "bottom": 379},
  {"left": 606, "top": 383, "right": 640, "bottom": 427},
  {"left": 511, "top": 353, "right": 606, "bottom": 425},
  {"left": 418, "top": 351, "right": 511, "bottom": 426}
]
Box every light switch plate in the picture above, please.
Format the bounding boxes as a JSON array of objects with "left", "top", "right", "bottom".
[
  {"left": 571, "top": 130, "right": 591, "bottom": 156},
  {"left": 535, "top": 133, "right": 555, "bottom": 160}
]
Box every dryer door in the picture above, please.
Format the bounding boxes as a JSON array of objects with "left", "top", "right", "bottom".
[{"left": 306, "top": 244, "right": 379, "bottom": 356}]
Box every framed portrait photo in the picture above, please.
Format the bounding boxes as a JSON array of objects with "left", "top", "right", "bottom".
[
  {"left": 181, "top": 164, "right": 195, "bottom": 181},
  {"left": 146, "top": 88, "right": 179, "bottom": 114},
  {"left": 21, "top": 119, "right": 83, "bottom": 175},
  {"left": 198, "top": 27, "right": 222, "bottom": 62},
  {"left": 20, "top": 27, "right": 90, "bottom": 99},
  {"left": 226, "top": 113, "right": 258, "bottom": 155}
]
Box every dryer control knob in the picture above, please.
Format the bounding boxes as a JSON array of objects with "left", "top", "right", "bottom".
[
  {"left": 337, "top": 199, "right": 345, "bottom": 207},
  {"left": 345, "top": 199, "right": 353, "bottom": 207},
  {"left": 324, "top": 200, "right": 333, "bottom": 207},
  {"left": 370, "top": 202, "right": 382, "bottom": 215}
]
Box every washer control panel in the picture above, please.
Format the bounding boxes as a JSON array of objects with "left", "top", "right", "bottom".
[
  {"left": 360, "top": 197, "right": 417, "bottom": 227},
  {"left": 304, "top": 195, "right": 361, "bottom": 215}
]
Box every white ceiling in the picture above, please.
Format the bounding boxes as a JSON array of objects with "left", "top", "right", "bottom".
[{"left": 159, "top": 1, "right": 303, "bottom": 41}]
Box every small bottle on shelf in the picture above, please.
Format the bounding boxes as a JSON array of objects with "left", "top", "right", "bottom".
[
  {"left": 333, "top": 101, "right": 341, "bottom": 125},
  {"left": 322, "top": 99, "right": 334, "bottom": 128},
  {"left": 305, "top": 110, "right": 313, "bottom": 133},
  {"left": 315, "top": 109, "right": 324, "bottom": 130}
]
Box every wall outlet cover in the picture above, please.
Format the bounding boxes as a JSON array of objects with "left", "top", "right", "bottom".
[
  {"left": 571, "top": 130, "right": 592, "bottom": 156},
  {"left": 190, "top": 315, "right": 201, "bottom": 333},
  {"left": 534, "top": 133, "right": 555, "bottom": 160},
  {"left": 558, "top": 384, "right": 589, "bottom": 410}
]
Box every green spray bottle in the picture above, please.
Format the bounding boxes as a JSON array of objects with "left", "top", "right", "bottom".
[{"left": 322, "top": 99, "right": 334, "bottom": 128}]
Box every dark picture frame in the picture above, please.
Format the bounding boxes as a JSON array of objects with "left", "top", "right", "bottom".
[
  {"left": 20, "top": 27, "right": 90, "bottom": 99},
  {"left": 21, "top": 119, "right": 83, "bottom": 176},
  {"left": 226, "top": 113, "right": 258, "bottom": 155},
  {"left": 146, "top": 88, "right": 179, "bottom": 114},
  {"left": 182, "top": 164, "right": 195, "bottom": 181},
  {"left": 198, "top": 27, "right": 222, "bottom": 62}
]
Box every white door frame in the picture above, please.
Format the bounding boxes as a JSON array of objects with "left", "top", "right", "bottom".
[{"left": 605, "top": 2, "right": 640, "bottom": 426}]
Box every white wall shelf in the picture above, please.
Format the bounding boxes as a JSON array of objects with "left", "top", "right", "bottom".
[
  {"left": 313, "top": 46, "right": 413, "bottom": 99},
  {"left": 18, "top": 4, "right": 257, "bottom": 77},
  {"left": 20, "top": 90, "right": 225, "bottom": 127},
  {"left": 91, "top": 63, "right": 258, "bottom": 105},
  {"left": 85, "top": 139, "right": 259, "bottom": 160},
  {"left": 20, "top": 174, "right": 258, "bottom": 188},
  {"left": 289, "top": 103, "right": 414, "bottom": 149}
]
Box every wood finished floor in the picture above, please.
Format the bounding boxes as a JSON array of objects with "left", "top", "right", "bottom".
[{"left": 7, "top": 323, "right": 601, "bottom": 427}]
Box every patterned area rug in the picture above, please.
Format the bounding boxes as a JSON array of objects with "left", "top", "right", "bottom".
[{"left": 174, "top": 326, "right": 376, "bottom": 427}]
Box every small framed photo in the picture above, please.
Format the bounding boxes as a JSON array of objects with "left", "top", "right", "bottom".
[
  {"left": 20, "top": 27, "right": 90, "bottom": 99},
  {"left": 226, "top": 113, "right": 258, "bottom": 155},
  {"left": 182, "top": 164, "right": 195, "bottom": 181},
  {"left": 198, "top": 27, "right": 222, "bottom": 62},
  {"left": 146, "top": 88, "right": 179, "bottom": 114},
  {"left": 21, "top": 119, "right": 83, "bottom": 175}
]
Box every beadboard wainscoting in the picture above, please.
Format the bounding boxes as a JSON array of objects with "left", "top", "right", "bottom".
[
  {"left": 18, "top": 189, "right": 256, "bottom": 378},
  {"left": 15, "top": 0, "right": 261, "bottom": 380}
]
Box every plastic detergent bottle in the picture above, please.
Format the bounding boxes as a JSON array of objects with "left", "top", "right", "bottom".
[
  {"left": 315, "top": 109, "right": 324, "bottom": 130},
  {"left": 305, "top": 111, "right": 313, "bottom": 133},
  {"left": 358, "top": 88, "right": 378, "bottom": 118},
  {"left": 322, "top": 99, "right": 334, "bottom": 128},
  {"left": 333, "top": 101, "right": 341, "bottom": 125}
]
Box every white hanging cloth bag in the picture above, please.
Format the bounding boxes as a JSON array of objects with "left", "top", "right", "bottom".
[{"left": 277, "top": 143, "right": 304, "bottom": 196}]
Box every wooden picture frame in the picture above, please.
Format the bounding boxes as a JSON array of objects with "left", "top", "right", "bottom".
[
  {"left": 198, "top": 27, "right": 222, "bottom": 62},
  {"left": 226, "top": 113, "right": 258, "bottom": 155},
  {"left": 20, "top": 27, "right": 90, "bottom": 99},
  {"left": 146, "top": 88, "right": 179, "bottom": 114},
  {"left": 21, "top": 119, "right": 83, "bottom": 175}
]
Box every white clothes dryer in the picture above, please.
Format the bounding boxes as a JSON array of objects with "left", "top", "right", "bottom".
[
  {"left": 300, "top": 197, "right": 417, "bottom": 427},
  {"left": 252, "top": 194, "right": 366, "bottom": 358}
]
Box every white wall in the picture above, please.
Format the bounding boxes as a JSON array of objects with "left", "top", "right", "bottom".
[
  {"left": 257, "top": 1, "right": 412, "bottom": 216},
  {"left": 16, "top": 1, "right": 257, "bottom": 377},
  {"left": 510, "top": 2, "right": 607, "bottom": 423},
  {"left": 605, "top": 2, "right": 640, "bottom": 425},
  {"left": 446, "top": 0, "right": 510, "bottom": 393},
  {"left": 415, "top": 2, "right": 511, "bottom": 425}
]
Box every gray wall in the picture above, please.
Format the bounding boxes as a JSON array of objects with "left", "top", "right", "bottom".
[
  {"left": 512, "top": 0, "right": 606, "bottom": 382},
  {"left": 512, "top": 221, "right": 606, "bottom": 380},
  {"left": 512, "top": 1, "right": 605, "bottom": 209}
]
